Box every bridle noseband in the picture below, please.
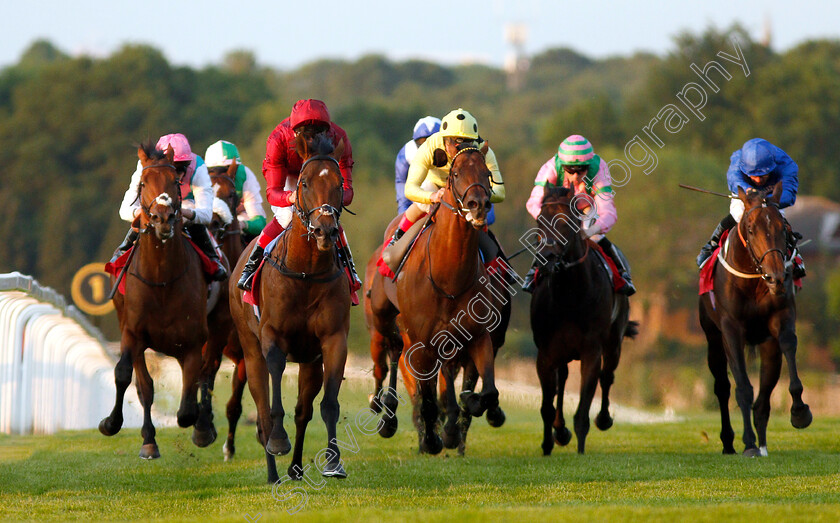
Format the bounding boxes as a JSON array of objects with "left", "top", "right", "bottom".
[
  {"left": 294, "top": 155, "right": 343, "bottom": 239},
  {"left": 138, "top": 163, "right": 182, "bottom": 233},
  {"left": 737, "top": 203, "right": 787, "bottom": 281}
]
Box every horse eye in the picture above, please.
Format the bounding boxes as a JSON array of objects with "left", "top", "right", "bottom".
[{"left": 301, "top": 181, "right": 307, "bottom": 188}]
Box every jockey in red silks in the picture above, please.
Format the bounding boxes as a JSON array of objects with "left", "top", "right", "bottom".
[
  {"left": 236, "top": 99, "right": 361, "bottom": 304},
  {"left": 523, "top": 135, "right": 635, "bottom": 296}
]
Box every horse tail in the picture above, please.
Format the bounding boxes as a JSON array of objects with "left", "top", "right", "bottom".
[{"left": 623, "top": 321, "right": 640, "bottom": 340}]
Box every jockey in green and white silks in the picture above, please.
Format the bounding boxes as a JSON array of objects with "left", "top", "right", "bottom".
[{"left": 204, "top": 140, "right": 267, "bottom": 239}]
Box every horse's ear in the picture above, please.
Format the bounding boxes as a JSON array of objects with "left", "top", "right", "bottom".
[
  {"left": 432, "top": 148, "right": 448, "bottom": 167},
  {"left": 737, "top": 186, "right": 748, "bottom": 204},
  {"left": 227, "top": 158, "right": 238, "bottom": 177},
  {"left": 138, "top": 146, "right": 148, "bottom": 164},
  {"left": 294, "top": 131, "right": 309, "bottom": 160},
  {"left": 332, "top": 138, "right": 345, "bottom": 161},
  {"left": 770, "top": 181, "right": 783, "bottom": 205},
  {"left": 164, "top": 144, "right": 175, "bottom": 163},
  {"left": 479, "top": 141, "right": 489, "bottom": 155}
]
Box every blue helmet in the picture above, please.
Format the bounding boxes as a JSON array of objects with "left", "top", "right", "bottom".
[
  {"left": 738, "top": 139, "right": 776, "bottom": 176},
  {"left": 412, "top": 116, "right": 442, "bottom": 141}
]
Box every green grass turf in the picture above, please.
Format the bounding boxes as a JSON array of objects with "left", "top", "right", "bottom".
[{"left": 1, "top": 377, "right": 839, "bottom": 521}]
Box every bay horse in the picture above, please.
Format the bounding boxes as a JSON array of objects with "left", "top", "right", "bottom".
[
  {"left": 229, "top": 133, "right": 350, "bottom": 483},
  {"left": 206, "top": 160, "right": 249, "bottom": 461},
  {"left": 530, "top": 187, "right": 637, "bottom": 455},
  {"left": 699, "top": 184, "right": 811, "bottom": 456},
  {"left": 366, "top": 143, "right": 504, "bottom": 455},
  {"left": 365, "top": 223, "right": 511, "bottom": 454},
  {"left": 101, "top": 143, "right": 216, "bottom": 459}
]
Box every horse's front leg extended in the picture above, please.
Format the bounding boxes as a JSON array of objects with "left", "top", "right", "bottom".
[
  {"left": 99, "top": 333, "right": 137, "bottom": 436},
  {"left": 440, "top": 364, "right": 461, "bottom": 450},
  {"left": 288, "top": 361, "right": 323, "bottom": 481},
  {"left": 770, "top": 314, "right": 812, "bottom": 429},
  {"left": 133, "top": 352, "right": 159, "bottom": 459},
  {"left": 755, "top": 338, "right": 782, "bottom": 455},
  {"left": 265, "top": 345, "right": 291, "bottom": 456}
]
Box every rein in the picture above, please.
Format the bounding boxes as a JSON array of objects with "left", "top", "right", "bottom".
[
  {"left": 722, "top": 204, "right": 788, "bottom": 281},
  {"left": 540, "top": 197, "right": 590, "bottom": 271}
]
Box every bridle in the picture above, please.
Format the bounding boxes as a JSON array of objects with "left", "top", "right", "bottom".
[
  {"left": 539, "top": 196, "right": 590, "bottom": 271},
  {"left": 728, "top": 202, "right": 787, "bottom": 281},
  {"left": 439, "top": 147, "right": 493, "bottom": 218},
  {"left": 209, "top": 171, "right": 241, "bottom": 242},
  {"left": 293, "top": 155, "right": 344, "bottom": 239},
  {"left": 138, "top": 162, "right": 182, "bottom": 234}
]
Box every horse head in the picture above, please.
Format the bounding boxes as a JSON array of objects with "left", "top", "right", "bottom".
[
  {"left": 294, "top": 132, "right": 345, "bottom": 252},
  {"left": 137, "top": 143, "right": 182, "bottom": 243},
  {"left": 435, "top": 142, "right": 492, "bottom": 228},
  {"left": 737, "top": 182, "right": 787, "bottom": 295},
  {"left": 537, "top": 186, "right": 586, "bottom": 264},
  {"left": 209, "top": 160, "right": 240, "bottom": 241}
]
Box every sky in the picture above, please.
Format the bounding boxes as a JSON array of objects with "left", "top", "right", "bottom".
[{"left": 4, "top": 1, "right": 839, "bottom": 71}]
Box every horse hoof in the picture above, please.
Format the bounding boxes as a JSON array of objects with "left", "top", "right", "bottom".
[
  {"left": 322, "top": 462, "right": 347, "bottom": 479},
  {"left": 595, "top": 412, "right": 613, "bottom": 431},
  {"left": 287, "top": 464, "right": 304, "bottom": 481},
  {"left": 378, "top": 416, "right": 398, "bottom": 439},
  {"left": 459, "top": 391, "right": 486, "bottom": 417},
  {"left": 139, "top": 443, "right": 160, "bottom": 459},
  {"left": 542, "top": 442, "right": 553, "bottom": 456},
  {"left": 791, "top": 404, "right": 813, "bottom": 429},
  {"left": 223, "top": 441, "right": 235, "bottom": 462},
  {"left": 442, "top": 428, "right": 460, "bottom": 449},
  {"left": 192, "top": 425, "right": 217, "bottom": 448},
  {"left": 722, "top": 446, "right": 736, "bottom": 455},
  {"left": 743, "top": 447, "right": 761, "bottom": 457},
  {"left": 554, "top": 427, "right": 572, "bottom": 446},
  {"left": 368, "top": 393, "right": 382, "bottom": 414},
  {"left": 98, "top": 417, "right": 122, "bottom": 437},
  {"left": 177, "top": 410, "right": 198, "bottom": 429},
  {"left": 420, "top": 434, "right": 444, "bottom": 455},
  {"left": 266, "top": 437, "right": 292, "bottom": 456},
  {"left": 486, "top": 406, "right": 506, "bottom": 428}
]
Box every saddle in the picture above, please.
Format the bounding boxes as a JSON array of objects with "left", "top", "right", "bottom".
[{"left": 378, "top": 214, "right": 431, "bottom": 278}]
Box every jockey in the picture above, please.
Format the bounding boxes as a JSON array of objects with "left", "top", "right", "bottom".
[
  {"left": 396, "top": 116, "right": 497, "bottom": 224},
  {"left": 204, "top": 140, "right": 267, "bottom": 242},
  {"left": 388, "top": 108, "right": 505, "bottom": 246},
  {"left": 236, "top": 99, "right": 361, "bottom": 304},
  {"left": 523, "top": 135, "right": 635, "bottom": 296},
  {"left": 114, "top": 133, "right": 228, "bottom": 281},
  {"left": 696, "top": 138, "right": 804, "bottom": 278}
]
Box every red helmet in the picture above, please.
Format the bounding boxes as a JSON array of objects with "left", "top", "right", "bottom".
[{"left": 289, "top": 99, "right": 331, "bottom": 130}]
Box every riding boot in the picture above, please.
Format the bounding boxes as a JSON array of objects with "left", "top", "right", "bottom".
[
  {"left": 521, "top": 262, "right": 538, "bottom": 294},
  {"left": 696, "top": 214, "right": 737, "bottom": 268},
  {"left": 110, "top": 228, "right": 139, "bottom": 263},
  {"left": 237, "top": 243, "right": 264, "bottom": 291},
  {"left": 188, "top": 224, "right": 228, "bottom": 282},
  {"left": 387, "top": 227, "right": 405, "bottom": 248},
  {"left": 599, "top": 237, "right": 636, "bottom": 296},
  {"left": 784, "top": 219, "right": 807, "bottom": 279},
  {"left": 337, "top": 243, "right": 362, "bottom": 306}
]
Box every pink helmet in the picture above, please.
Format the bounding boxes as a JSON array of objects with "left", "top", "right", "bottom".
[{"left": 156, "top": 133, "right": 193, "bottom": 162}]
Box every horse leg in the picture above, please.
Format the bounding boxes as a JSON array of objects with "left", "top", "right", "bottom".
[
  {"left": 369, "top": 330, "right": 388, "bottom": 414},
  {"left": 176, "top": 350, "right": 200, "bottom": 429},
  {"left": 720, "top": 318, "right": 758, "bottom": 455},
  {"left": 702, "top": 312, "right": 736, "bottom": 454},
  {"left": 99, "top": 335, "right": 137, "bottom": 436},
  {"left": 555, "top": 363, "right": 572, "bottom": 446},
  {"left": 770, "top": 314, "right": 812, "bottom": 429},
  {"left": 536, "top": 352, "right": 557, "bottom": 456},
  {"left": 754, "top": 338, "right": 782, "bottom": 456},
  {"left": 223, "top": 356, "right": 247, "bottom": 461},
  {"left": 239, "top": 333, "right": 275, "bottom": 483},
  {"left": 467, "top": 358, "right": 505, "bottom": 428},
  {"left": 288, "top": 361, "right": 324, "bottom": 480},
  {"left": 459, "top": 334, "right": 499, "bottom": 418},
  {"left": 453, "top": 361, "right": 476, "bottom": 456},
  {"left": 595, "top": 340, "right": 619, "bottom": 431},
  {"left": 265, "top": 345, "right": 292, "bottom": 456},
  {"left": 417, "top": 376, "right": 443, "bottom": 455},
  {"left": 133, "top": 352, "right": 160, "bottom": 459},
  {"left": 192, "top": 360, "right": 218, "bottom": 448},
  {"left": 440, "top": 364, "right": 461, "bottom": 450},
  {"left": 377, "top": 350, "right": 401, "bottom": 438},
  {"left": 574, "top": 351, "right": 600, "bottom": 454},
  {"left": 319, "top": 335, "right": 348, "bottom": 478}
]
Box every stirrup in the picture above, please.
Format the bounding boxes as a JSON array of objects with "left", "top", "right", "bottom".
[{"left": 237, "top": 270, "right": 255, "bottom": 291}]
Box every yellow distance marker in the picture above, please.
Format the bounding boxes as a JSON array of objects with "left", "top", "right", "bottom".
[{"left": 71, "top": 263, "right": 115, "bottom": 316}]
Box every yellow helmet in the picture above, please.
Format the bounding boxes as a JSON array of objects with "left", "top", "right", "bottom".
[{"left": 439, "top": 108, "right": 479, "bottom": 140}]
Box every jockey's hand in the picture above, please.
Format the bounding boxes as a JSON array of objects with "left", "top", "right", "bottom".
[
  {"left": 430, "top": 188, "right": 445, "bottom": 203},
  {"left": 288, "top": 191, "right": 296, "bottom": 204},
  {"left": 182, "top": 208, "right": 196, "bottom": 222},
  {"left": 584, "top": 224, "right": 602, "bottom": 239}
]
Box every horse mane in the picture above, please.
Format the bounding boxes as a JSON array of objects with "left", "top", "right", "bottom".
[
  {"left": 543, "top": 186, "right": 571, "bottom": 204},
  {"left": 140, "top": 141, "right": 167, "bottom": 162}
]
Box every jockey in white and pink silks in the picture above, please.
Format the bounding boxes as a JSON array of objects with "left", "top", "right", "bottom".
[{"left": 522, "top": 135, "right": 635, "bottom": 295}]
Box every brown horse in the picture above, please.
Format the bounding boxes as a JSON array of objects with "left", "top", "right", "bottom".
[
  {"left": 530, "top": 187, "right": 637, "bottom": 455},
  {"left": 699, "top": 184, "right": 811, "bottom": 456},
  {"left": 206, "top": 161, "right": 249, "bottom": 461},
  {"left": 365, "top": 221, "right": 512, "bottom": 454},
  {"left": 229, "top": 133, "right": 349, "bottom": 483},
  {"left": 366, "top": 144, "right": 503, "bottom": 455},
  {"left": 101, "top": 143, "right": 216, "bottom": 458}
]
